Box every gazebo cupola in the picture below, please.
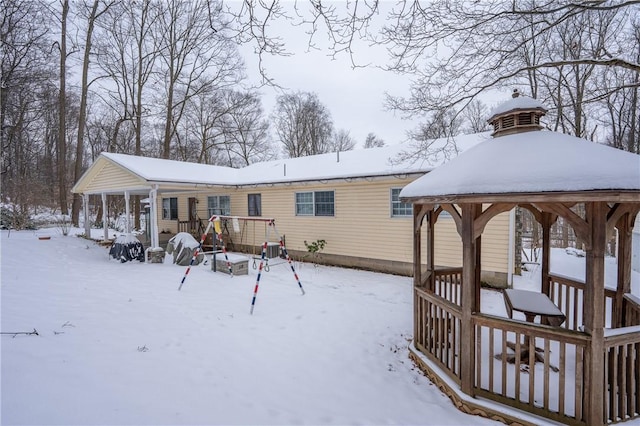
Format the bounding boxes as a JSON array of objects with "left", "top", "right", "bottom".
[{"left": 487, "top": 89, "right": 547, "bottom": 137}]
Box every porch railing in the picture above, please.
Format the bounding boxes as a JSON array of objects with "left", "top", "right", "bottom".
[{"left": 177, "top": 219, "right": 206, "bottom": 236}]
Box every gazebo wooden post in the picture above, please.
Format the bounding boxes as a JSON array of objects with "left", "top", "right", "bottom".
[
  {"left": 584, "top": 201, "right": 607, "bottom": 426},
  {"left": 615, "top": 212, "right": 635, "bottom": 327},
  {"left": 426, "top": 209, "right": 435, "bottom": 292},
  {"left": 413, "top": 206, "right": 422, "bottom": 289},
  {"left": 540, "top": 212, "right": 553, "bottom": 325},
  {"left": 460, "top": 203, "right": 480, "bottom": 396}
]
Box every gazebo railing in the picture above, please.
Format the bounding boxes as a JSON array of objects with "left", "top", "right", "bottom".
[
  {"left": 433, "top": 267, "right": 463, "bottom": 306},
  {"left": 414, "top": 287, "right": 462, "bottom": 384},
  {"left": 548, "top": 273, "right": 617, "bottom": 331},
  {"left": 474, "top": 313, "right": 589, "bottom": 425},
  {"left": 604, "top": 326, "right": 640, "bottom": 423},
  {"left": 415, "top": 270, "right": 640, "bottom": 425}
]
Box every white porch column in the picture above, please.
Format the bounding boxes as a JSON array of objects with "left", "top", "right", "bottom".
[
  {"left": 149, "top": 186, "right": 159, "bottom": 248},
  {"left": 83, "top": 194, "right": 91, "bottom": 238},
  {"left": 124, "top": 190, "right": 131, "bottom": 233},
  {"left": 101, "top": 192, "right": 108, "bottom": 241}
]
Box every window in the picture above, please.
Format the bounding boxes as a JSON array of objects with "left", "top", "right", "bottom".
[
  {"left": 248, "top": 194, "right": 261, "bottom": 216},
  {"left": 295, "top": 192, "right": 314, "bottom": 216},
  {"left": 208, "top": 195, "right": 230, "bottom": 216},
  {"left": 314, "top": 191, "right": 334, "bottom": 216},
  {"left": 391, "top": 188, "right": 412, "bottom": 217},
  {"left": 295, "top": 191, "right": 335, "bottom": 216},
  {"left": 162, "top": 197, "right": 178, "bottom": 220}
]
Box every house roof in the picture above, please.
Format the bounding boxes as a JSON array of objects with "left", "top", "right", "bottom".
[
  {"left": 400, "top": 131, "right": 640, "bottom": 201},
  {"left": 73, "top": 133, "right": 487, "bottom": 194}
]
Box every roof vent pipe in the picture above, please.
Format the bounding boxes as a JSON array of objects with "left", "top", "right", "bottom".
[
  {"left": 512, "top": 88, "right": 520, "bottom": 98},
  {"left": 284, "top": 163, "right": 286, "bottom": 177},
  {"left": 337, "top": 151, "right": 340, "bottom": 163}
]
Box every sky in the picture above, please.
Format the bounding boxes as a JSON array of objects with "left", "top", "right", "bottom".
[{"left": 237, "top": 3, "right": 416, "bottom": 148}]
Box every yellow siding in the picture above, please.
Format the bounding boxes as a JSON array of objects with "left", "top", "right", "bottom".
[
  {"left": 160, "top": 179, "right": 512, "bottom": 275},
  {"left": 422, "top": 208, "right": 511, "bottom": 274},
  {"left": 82, "top": 161, "right": 146, "bottom": 193}
]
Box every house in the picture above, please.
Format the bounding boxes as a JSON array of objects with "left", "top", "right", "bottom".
[{"left": 72, "top": 133, "right": 514, "bottom": 285}]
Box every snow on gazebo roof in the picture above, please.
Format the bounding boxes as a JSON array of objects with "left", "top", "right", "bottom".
[
  {"left": 487, "top": 92, "right": 547, "bottom": 122},
  {"left": 400, "top": 131, "right": 640, "bottom": 200}
]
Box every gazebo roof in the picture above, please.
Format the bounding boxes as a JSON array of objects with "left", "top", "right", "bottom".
[{"left": 400, "top": 131, "right": 640, "bottom": 201}]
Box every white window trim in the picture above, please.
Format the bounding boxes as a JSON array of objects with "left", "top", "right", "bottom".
[
  {"left": 295, "top": 190, "right": 335, "bottom": 217},
  {"left": 207, "top": 195, "right": 231, "bottom": 217},
  {"left": 390, "top": 188, "right": 412, "bottom": 218}
]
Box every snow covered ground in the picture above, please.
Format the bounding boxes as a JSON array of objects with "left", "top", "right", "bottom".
[
  {"left": 2, "top": 228, "right": 499, "bottom": 425},
  {"left": 2, "top": 228, "right": 638, "bottom": 425}
]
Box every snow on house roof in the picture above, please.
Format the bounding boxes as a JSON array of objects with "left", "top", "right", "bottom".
[
  {"left": 400, "top": 131, "right": 640, "bottom": 200},
  {"left": 101, "top": 153, "right": 240, "bottom": 185},
  {"left": 487, "top": 96, "right": 547, "bottom": 122},
  {"left": 99, "top": 133, "right": 487, "bottom": 187}
]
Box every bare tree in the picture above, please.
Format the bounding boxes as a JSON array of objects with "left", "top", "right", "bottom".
[
  {"left": 462, "top": 100, "right": 490, "bottom": 134},
  {"left": 95, "top": 0, "right": 160, "bottom": 155},
  {"left": 257, "top": 1, "right": 639, "bottom": 148},
  {"left": 181, "top": 86, "right": 228, "bottom": 164},
  {"left": 1, "top": 0, "right": 55, "bottom": 212},
  {"left": 364, "top": 132, "right": 385, "bottom": 148},
  {"left": 329, "top": 129, "right": 356, "bottom": 152},
  {"left": 156, "top": 0, "right": 243, "bottom": 159},
  {"left": 274, "top": 91, "right": 334, "bottom": 158},
  {"left": 392, "top": 106, "right": 464, "bottom": 167},
  {"left": 219, "top": 90, "right": 275, "bottom": 166},
  {"left": 56, "top": 0, "right": 70, "bottom": 215},
  {"left": 71, "top": 0, "right": 115, "bottom": 226}
]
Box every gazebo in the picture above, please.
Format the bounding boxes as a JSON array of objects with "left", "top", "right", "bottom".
[{"left": 400, "top": 91, "right": 640, "bottom": 425}]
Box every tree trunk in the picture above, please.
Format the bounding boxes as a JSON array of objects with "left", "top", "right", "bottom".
[
  {"left": 72, "top": 0, "right": 100, "bottom": 226},
  {"left": 57, "top": 0, "right": 69, "bottom": 215}
]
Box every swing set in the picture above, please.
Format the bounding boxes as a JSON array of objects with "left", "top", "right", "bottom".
[{"left": 177, "top": 215, "right": 305, "bottom": 314}]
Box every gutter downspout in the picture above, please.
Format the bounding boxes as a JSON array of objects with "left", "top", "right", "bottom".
[{"left": 507, "top": 207, "right": 516, "bottom": 287}]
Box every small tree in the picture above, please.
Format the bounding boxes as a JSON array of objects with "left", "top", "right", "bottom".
[{"left": 304, "top": 239, "right": 326, "bottom": 265}]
